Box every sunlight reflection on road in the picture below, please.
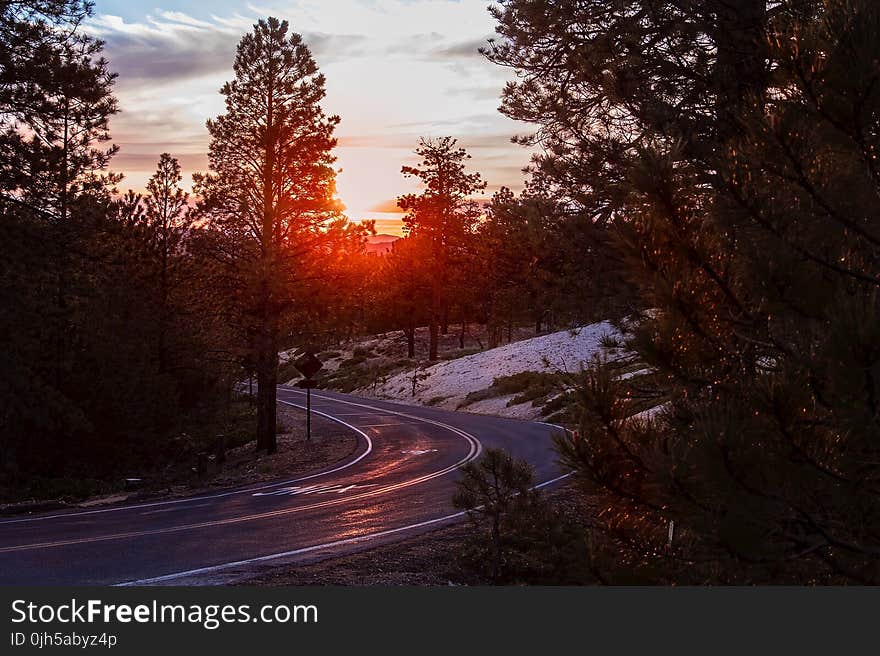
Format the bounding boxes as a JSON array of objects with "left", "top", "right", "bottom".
[{"left": 252, "top": 484, "right": 378, "bottom": 497}]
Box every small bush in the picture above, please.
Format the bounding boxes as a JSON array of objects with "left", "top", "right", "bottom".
[
  {"left": 453, "top": 448, "right": 594, "bottom": 584},
  {"left": 23, "top": 476, "right": 110, "bottom": 502},
  {"left": 440, "top": 348, "right": 482, "bottom": 361},
  {"left": 540, "top": 389, "right": 578, "bottom": 415},
  {"left": 277, "top": 360, "right": 302, "bottom": 383},
  {"left": 458, "top": 371, "right": 564, "bottom": 409},
  {"left": 494, "top": 371, "right": 559, "bottom": 399},
  {"left": 457, "top": 387, "right": 497, "bottom": 409},
  {"left": 319, "top": 357, "right": 410, "bottom": 393},
  {"left": 339, "top": 355, "right": 367, "bottom": 368},
  {"left": 220, "top": 402, "right": 257, "bottom": 450}
]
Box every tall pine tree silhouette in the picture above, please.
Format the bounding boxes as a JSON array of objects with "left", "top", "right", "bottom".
[
  {"left": 195, "top": 18, "right": 341, "bottom": 454},
  {"left": 397, "top": 137, "right": 484, "bottom": 361}
]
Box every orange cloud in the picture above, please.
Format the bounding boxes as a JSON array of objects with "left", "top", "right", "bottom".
[{"left": 368, "top": 198, "right": 406, "bottom": 213}]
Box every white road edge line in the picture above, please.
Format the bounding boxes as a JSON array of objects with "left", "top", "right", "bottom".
[
  {"left": 280, "top": 388, "right": 486, "bottom": 466},
  {"left": 0, "top": 406, "right": 374, "bottom": 526},
  {"left": 115, "top": 472, "right": 572, "bottom": 586},
  {"left": 0, "top": 398, "right": 483, "bottom": 553}
]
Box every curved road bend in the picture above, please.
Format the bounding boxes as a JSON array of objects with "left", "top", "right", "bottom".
[{"left": 0, "top": 387, "right": 567, "bottom": 585}]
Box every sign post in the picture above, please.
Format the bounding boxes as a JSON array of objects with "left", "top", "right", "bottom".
[{"left": 293, "top": 352, "right": 323, "bottom": 442}]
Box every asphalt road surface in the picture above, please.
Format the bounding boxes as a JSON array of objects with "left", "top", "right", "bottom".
[{"left": 0, "top": 387, "right": 568, "bottom": 585}]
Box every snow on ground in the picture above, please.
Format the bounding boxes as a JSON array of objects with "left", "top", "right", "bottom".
[
  {"left": 630, "top": 402, "right": 669, "bottom": 422},
  {"left": 278, "top": 347, "right": 301, "bottom": 365},
  {"left": 463, "top": 394, "right": 541, "bottom": 420},
  {"left": 356, "top": 321, "right": 627, "bottom": 420}
]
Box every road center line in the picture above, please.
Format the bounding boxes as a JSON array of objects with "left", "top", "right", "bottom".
[
  {"left": 115, "top": 472, "right": 573, "bottom": 586},
  {"left": 0, "top": 397, "right": 482, "bottom": 554},
  {"left": 360, "top": 423, "right": 411, "bottom": 428},
  {"left": 0, "top": 406, "right": 374, "bottom": 526}
]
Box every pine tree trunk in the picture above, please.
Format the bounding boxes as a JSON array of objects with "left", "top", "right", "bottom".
[
  {"left": 54, "top": 100, "right": 71, "bottom": 391},
  {"left": 158, "top": 221, "right": 168, "bottom": 375},
  {"left": 255, "top": 321, "right": 278, "bottom": 454},
  {"left": 492, "top": 512, "right": 502, "bottom": 582},
  {"left": 429, "top": 316, "right": 439, "bottom": 361},
  {"left": 54, "top": 268, "right": 67, "bottom": 390},
  {"left": 488, "top": 322, "right": 501, "bottom": 349},
  {"left": 405, "top": 326, "right": 415, "bottom": 359},
  {"left": 713, "top": 0, "right": 767, "bottom": 142},
  {"left": 256, "top": 68, "right": 278, "bottom": 455},
  {"left": 486, "top": 298, "right": 499, "bottom": 348},
  {"left": 429, "top": 275, "right": 441, "bottom": 361}
]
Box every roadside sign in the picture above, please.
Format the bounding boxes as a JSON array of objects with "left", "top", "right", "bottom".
[
  {"left": 296, "top": 378, "right": 318, "bottom": 389},
  {"left": 292, "top": 351, "right": 322, "bottom": 442},
  {"left": 293, "top": 352, "right": 323, "bottom": 380}
]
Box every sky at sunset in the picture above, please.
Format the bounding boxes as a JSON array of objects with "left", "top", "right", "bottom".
[{"left": 88, "top": 0, "right": 536, "bottom": 235}]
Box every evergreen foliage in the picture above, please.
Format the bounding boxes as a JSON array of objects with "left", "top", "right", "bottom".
[{"left": 488, "top": 0, "right": 880, "bottom": 582}]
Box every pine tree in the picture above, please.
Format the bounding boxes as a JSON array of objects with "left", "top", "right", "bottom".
[
  {"left": 1, "top": 3, "right": 239, "bottom": 491},
  {"left": 1, "top": 0, "right": 123, "bottom": 481},
  {"left": 194, "top": 18, "right": 342, "bottom": 454},
  {"left": 1, "top": 2, "right": 115, "bottom": 204},
  {"left": 1, "top": 1, "right": 119, "bottom": 223},
  {"left": 145, "top": 154, "right": 191, "bottom": 374},
  {"left": 377, "top": 236, "right": 431, "bottom": 358},
  {"left": 489, "top": 0, "right": 880, "bottom": 582},
  {"left": 397, "top": 137, "right": 485, "bottom": 360}
]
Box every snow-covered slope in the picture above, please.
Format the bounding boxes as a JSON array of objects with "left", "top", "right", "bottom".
[{"left": 358, "top": 321, "right": 626, "bottom": 420}]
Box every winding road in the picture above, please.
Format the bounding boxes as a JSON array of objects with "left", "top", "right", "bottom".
[{"left": 0, "top": 387, "right": 567, "bottom": 585}]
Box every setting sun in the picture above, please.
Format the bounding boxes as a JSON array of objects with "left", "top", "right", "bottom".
[{"left": 334, "top": 144, "right": 413, "bottom": 235}]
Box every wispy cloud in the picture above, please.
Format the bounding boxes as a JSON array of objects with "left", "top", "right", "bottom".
[
  {"left": 429, "top": 36, "right": 494, "bottom": 59},
  {"left": 91, "top": 12, "right": 369, "bottom": 87},
  {"left": 368, "top": 198, "right": 404, "bottom": 213},
  {"left": 88, "top": 1, "right": 534, "bottom": 226}
]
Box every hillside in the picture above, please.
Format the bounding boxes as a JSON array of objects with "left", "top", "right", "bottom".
[
  {"left": 356, "top": 321, "right": 629, "bottom": 421},
  {"left": 280, "top": 321, "right": 641, "bottom": 423},
  {"left": 364, "top": 233, "right": 400, "bottom": 255}
]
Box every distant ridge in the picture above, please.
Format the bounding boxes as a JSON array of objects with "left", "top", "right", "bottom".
[{"left": 365, "top": 233, "right": 400, "bottom": 255}]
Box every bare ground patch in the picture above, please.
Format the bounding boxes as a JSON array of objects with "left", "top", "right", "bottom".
[{"left": 200, "top": 404, "right": 359, "bottom": 490}]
